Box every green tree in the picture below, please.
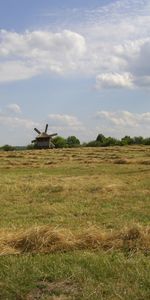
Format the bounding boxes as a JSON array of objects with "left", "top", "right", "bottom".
[
  {"left": 66, "top": 136, "right": 80, "bottom": 147},
  {"left": 103, "top": 137, "right": 119, "bottom": 146},
  {"left": 143, "top": 138, "right": 150, "bottom": 145},
  {"left": 121, "top": 136, "right": 133, "bottom": 145},
  {"left": 53, "top": 136, "right": 67, "bottom": 148},
  {"left": 133, "top": 136, "right": 144, "bottom": 145},
  {"left": 86, "top": 140, "right": 101, "bottom": 147},
  {"left": 26, "top": 144, "right": 35, "bottom": 150},
  {"left": 1, "top": 144, "right": 15, "bottom": 151},
  {"left": 96, "top": 133, "right": 106, "bottom": 143}
]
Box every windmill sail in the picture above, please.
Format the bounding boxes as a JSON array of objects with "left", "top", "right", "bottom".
[
  {"left": 34, "top": 128, "right": 41, "bottom": 134},
  {"left": 45, "top": 124, "right": 48, "bottom": 133},
  {"left": 49, "top": 133, "right": 57, "bottom": 137}
]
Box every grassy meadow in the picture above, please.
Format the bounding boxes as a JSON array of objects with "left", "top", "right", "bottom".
[{"left": 0, "top": 146, "right": 150, "bottom": 299}]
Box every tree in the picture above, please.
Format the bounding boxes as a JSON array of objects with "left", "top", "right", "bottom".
[
  {"left": 96, "top": 133, "right": 106, "bottom": 143},
  {"left": 53, "top": 136, "right": 67, "bottom": 148},
  {"left": 103, "top": 137, "right": 119, "bottom": 146},
  {"left": 133, "top": 136, "right": 144, "bottom": 145},
  {"left": 143, "top": 138, "right": 150, "bottom": 145},
  {"left": 86, "top": 140, "right": 101, "bottom": 147},
  {"left": 26, "top": 144, "right": 35, "bottom": 150},
  {"left": 66, "top": 136, "right": 80, "bottom": 147},
  {"left": 121, "top": 136, "right": 133, "bottom": 145},
  {"left": 1, "top": 144, "right": 15, "bottom": 151}
]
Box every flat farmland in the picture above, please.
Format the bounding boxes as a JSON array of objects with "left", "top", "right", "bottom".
[{"left": 0, "top": 146, "right": 150, "bottom": 299}]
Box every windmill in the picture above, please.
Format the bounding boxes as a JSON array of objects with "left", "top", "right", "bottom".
[{"left": 32, "top": 124, "right": 57, "bottom": 149}]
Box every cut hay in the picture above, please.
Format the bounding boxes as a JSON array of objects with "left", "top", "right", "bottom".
[{"left": 0, "top": 225, "right": 150, "bottom": 255}]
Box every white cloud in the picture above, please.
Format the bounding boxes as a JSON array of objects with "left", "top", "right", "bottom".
[
  {"left": 0, "top": 0, "right": 150, "bottom": 89},
  {"left": 96, "top": 110, "right": 150, "bottom": 128},
  {"left": 82, "top": 0, "right": 150, "bottom": 89},
  {"left": 0, "top": 29, "right": 86, "bottom": 82},
  {"left": 6, "top": 104, "right": 21, "bottom": 114},
  {"left": 0, "top": 114, "right": 38, "bottom": 129},
  {"left": 0, "top": 29, "right": 86, "bottom": 58},
  {"left": 0, "top": 109, "right": 39, "bottom": 145},
  {"left": 111, "top": 38, "right": 150, "bottom": 88},
  {"left": 48, "top": 114, "right": 85, "bottom": 132},
  {"left": 96, "top": 73, "right": 134, "bottom": 89},
  {"left": 48, "top": 114, "right": 81, "bottom": 126},
  {"left": 94, "top": 109, "right": 150, "bottom": 138},
  {"left": 0, "top": 61, "right": 39, "bottom": 83},
  {"left": 0, "top": 105, "right": 37, "bottom": 130}
]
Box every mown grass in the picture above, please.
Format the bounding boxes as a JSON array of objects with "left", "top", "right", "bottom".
[{"left": 0, "top": 146, "right": 150, "bottom": 299}]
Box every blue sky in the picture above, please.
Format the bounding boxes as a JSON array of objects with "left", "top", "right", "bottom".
[{"left": 0, "top": 0, "right": 150, "bottom": 145}]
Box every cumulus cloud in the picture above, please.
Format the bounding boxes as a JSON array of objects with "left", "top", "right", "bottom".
[
  {"left": 0, "top": 0, "right": 150, "bottom": 89},
  {"left": 0, "top": 61, "right": 40, "bottom": 83},
  {"left": 6, "top": 103, "right": 21, "bottom": 114},
  {"left": 0, "top": 109, "right": 39, "bottom": 145},
  {"left": 48, "top": 114, "right": 85, "bottom": 131},
  {"left": 0, "top": 104, "right": 38, "bottom": 131},
  {"left": 110, "top": 38, "right": 150, "bottom": 88},
  {"left": 96, "top": 110, "right": 150, "bottom": 128},
  {"left": 0, "top": 114, "right": 38, "bottom": 129},
  {"left": 96, "top": 73, "right": 134, "bottom": 89},
  {"left": 0, "top": 29, "right": 86, "bottom": 82},
  {"left": 94, "top": 109, "right": 150, "bottom": 138},
  {"left": 83, "top": 0, "right": 150, "bottom": 89}
]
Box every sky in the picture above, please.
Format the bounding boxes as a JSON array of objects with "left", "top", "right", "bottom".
[{"left": 0, "top": 0, "right": 150, "bottom": 145}]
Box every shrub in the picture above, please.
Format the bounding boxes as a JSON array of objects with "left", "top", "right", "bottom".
[
  {"left": 1, "top": 144, "right": 15, "bottom": 151},
  {"left": 66, "top": 136, "right": 80, "bottom": 147},
  {"left": 53, "top": 136, "right": 68, "bottom": 148}
]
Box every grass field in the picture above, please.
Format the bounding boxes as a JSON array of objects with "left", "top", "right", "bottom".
[{"left": 0, "top": 146, "right": 150, "bottom": 299}]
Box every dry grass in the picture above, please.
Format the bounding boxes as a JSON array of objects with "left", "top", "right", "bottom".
[
  {"left": 0, "top": 147, "right": 150, "bottom": 300},
  {"left": 0, "top": 225, "right": 149, "bottom": 255},
  {"left": 0, "top": 146, "right": 150, "bottom": 236},
  {"left": 0, "top": 146, "right": 150, "bottom": 169}
]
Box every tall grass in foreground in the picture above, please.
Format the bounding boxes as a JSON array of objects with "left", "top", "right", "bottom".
[{"left": 1, "top": 251, "right": 150, "bottom": 299}]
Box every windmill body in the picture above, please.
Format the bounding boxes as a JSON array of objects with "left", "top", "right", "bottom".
[{"left": 32, "top": 124, "right": 57, "bottom": 149}]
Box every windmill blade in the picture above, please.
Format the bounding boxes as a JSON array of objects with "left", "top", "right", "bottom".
[
  {"left": 49, "top": 133, "right": 58, "bottom": 137},
  {"left": 34, "top": 128, "right": 41, "bottom": 134},
  {"left": 45, "top": 124, "right": 48, "bottom": 133}
]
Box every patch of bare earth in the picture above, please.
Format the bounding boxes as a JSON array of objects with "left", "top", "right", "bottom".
[{"left": 26, "top": 279, "right": 79, "bottom": 300}]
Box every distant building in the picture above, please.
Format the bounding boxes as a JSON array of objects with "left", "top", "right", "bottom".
[{"left": 32, "top": 124, "right": 57, "bottom": 149}]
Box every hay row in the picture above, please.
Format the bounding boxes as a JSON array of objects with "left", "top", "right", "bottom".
[{"left": 0, "top": 225, "right": 150, "bottom": 255}]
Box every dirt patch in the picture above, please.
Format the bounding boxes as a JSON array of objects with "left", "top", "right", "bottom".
[
  {"left": 26, "top": 279, "right": 79, "bottom": 300},
  {"left": 113, "top": 158, "right": 130, "bottom": 164}
]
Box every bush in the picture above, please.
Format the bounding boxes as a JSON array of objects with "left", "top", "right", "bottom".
[
  {"left": 66, "top": 136, "right": 80, "bottom": 147},
  {"left": 144, "top": 138, "right": 150, "bottom": 145},
  {"left": 86, "top": 140, "right": 101, "bottom": 147},
  {"left": 53, "top": 136, "right": 67, "bottom": 148},
  {"left": 121, "top": 136, "right": 133, "bottom": 145},
  {"left": 102, "top": 137, "right": 120, "bottom": 146},
  {"left": 1, "top": 144, "right": 15, "bottom": 151},
  {"left": 133, "top": 136, "right": 144, "bottom": 145},
  {"left": 26, "top": 144, "right": 35, "bottom": 150}
]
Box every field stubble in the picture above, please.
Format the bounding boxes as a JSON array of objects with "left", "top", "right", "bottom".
[{"left": 0, "top": 146, "right": 150, "bottom": 299}]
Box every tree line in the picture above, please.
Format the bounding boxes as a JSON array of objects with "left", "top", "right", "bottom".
[{"left": 1, "top": 134, "right": 150, "bottom": 151}]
